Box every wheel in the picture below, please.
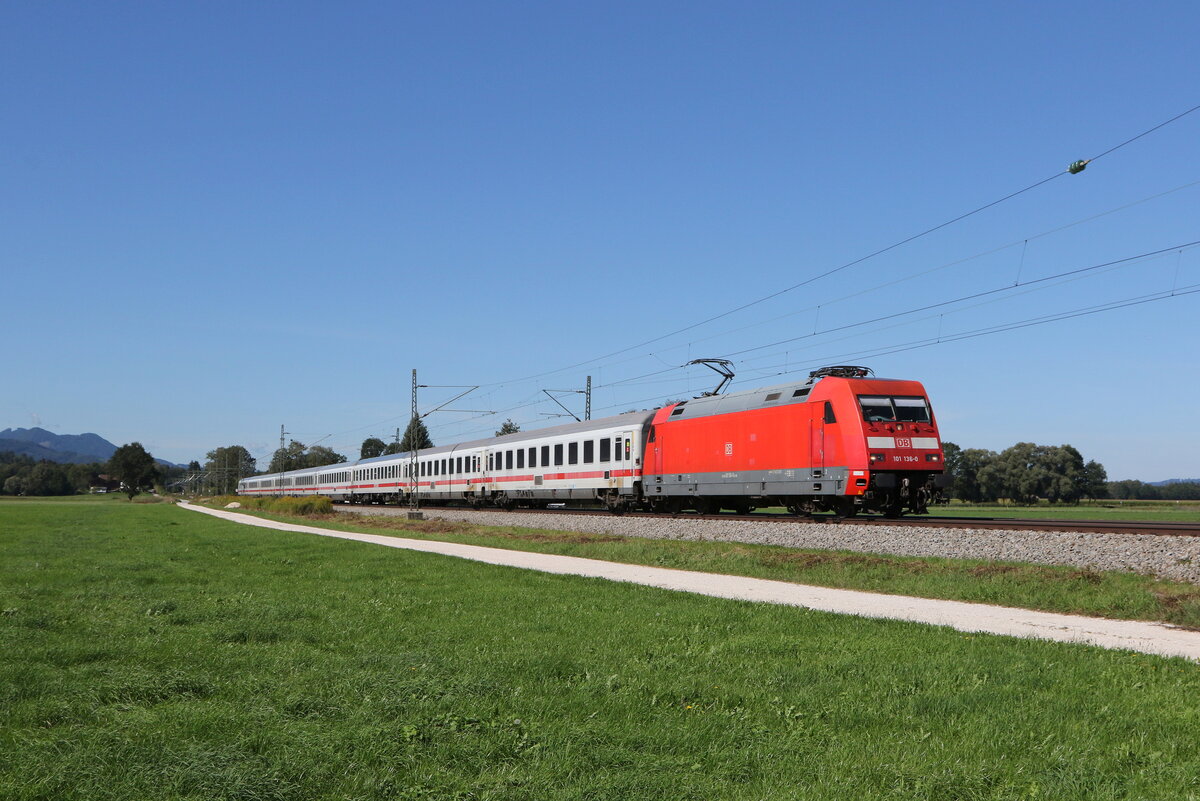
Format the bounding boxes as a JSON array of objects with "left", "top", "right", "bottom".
[{"left": 834, "top": 498, "right": 858, "bottom": 518}]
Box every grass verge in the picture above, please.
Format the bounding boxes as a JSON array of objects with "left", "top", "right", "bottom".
[
  {"left": 2, "top": 499, "right": 1199, "bottom": 800},
  {"left": 201, "top": 498, "right": 1200, "bottom": 629}
]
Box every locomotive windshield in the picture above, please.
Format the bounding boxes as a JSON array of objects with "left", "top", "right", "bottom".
[{"left": 858, "top": 395, "right": 931, "bottom": 423}]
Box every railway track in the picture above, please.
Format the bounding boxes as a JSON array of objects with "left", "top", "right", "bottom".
[{"left": 333, "top": 503, "right": 1200, "bottom": 537}]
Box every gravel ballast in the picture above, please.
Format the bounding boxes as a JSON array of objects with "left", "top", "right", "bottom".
[{"left": 346, "top": 507, "right": 1200, "bottom": 584}]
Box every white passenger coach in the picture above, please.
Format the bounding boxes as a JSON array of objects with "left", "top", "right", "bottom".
[{"left": 238, "top": 410, "right": 654, "bottom": 511}]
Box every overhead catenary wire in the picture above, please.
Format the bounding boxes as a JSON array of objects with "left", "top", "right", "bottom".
[
  {"left": 426, "top": 239, "right": 1198, "bottom": 442},
  {"left": 721, "top": 239, "right": 1200, "bottom": 359},
  {"left": 634, "top": 177, "right": 1200, "bottom": 358},
  {"left": 435, "top": 276, "right": 1200, "bottom": 442},
  {"left": 465, "top": 102, "right": 1200, "bottom": 393}
]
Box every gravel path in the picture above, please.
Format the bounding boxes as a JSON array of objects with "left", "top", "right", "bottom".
[
  {"left": 347, "top": 507, "right": 1200, "bottom": 584},
  {"left": 184, "top": 503, "right": 1200, "bottom": 661}
]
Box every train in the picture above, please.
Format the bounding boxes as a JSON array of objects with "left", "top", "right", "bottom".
[{"left": 238, "top": 366, "right": 949, "bottom": 516}]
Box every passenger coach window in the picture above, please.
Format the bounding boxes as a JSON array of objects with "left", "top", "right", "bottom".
[
  {"left": 600, "top": 438, "right": 611, "bottom": 462},
  {"left": 568, "top": 442, "right": 578, "bottom": 465},
  {"left": 583, "top": 440, "right": 594, "bottom": 463},
  {"left": 505, "top": 451, "right": 513, "bottom": 470},
  {"left": 541, "top": 445, "right": 550, "bottom": 466},
  {"left": 517, "top": 449, "right": 524, "bottom": 469},
  {"left": 528, "top": 447, "right": 536, "bottom": 468},
  {"left": 554, "top": 444, "right": 563, "bottom": 466}
]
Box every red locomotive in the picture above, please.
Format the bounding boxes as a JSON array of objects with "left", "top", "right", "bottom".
[{"left": 644, "top": 366, "right": 948, "bottom": 516}]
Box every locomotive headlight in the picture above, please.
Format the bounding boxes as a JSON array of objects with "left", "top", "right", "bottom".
[
  {"left": 926, "top": 454, "right": 941, "bottom": 462},
  {"left": 869, "top": 453, "right": 886, "bottom": 463}
]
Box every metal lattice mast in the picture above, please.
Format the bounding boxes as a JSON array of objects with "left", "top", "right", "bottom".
[
  {"left": 279, "top": 424, "right": 290, "bottom": 494},
  {"left": 409, "top": 369, "right": 419, "bottom": 514},
  {"left": 585, "top": 375, "right": 591, "bottom": 421}
]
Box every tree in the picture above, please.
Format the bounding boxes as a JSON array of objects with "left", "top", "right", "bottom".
[
  {"left": 399, "top": 416, "right": 433, "bottom": 453},
  {"left": 360, "top": 437, "right": 386, "bottom": 459},
  {"left": 25, "top": 462, "right": 74, "bottom": 496},
  {"left": 108, "top": 442, "right": 159, "bottom": 500},
  {"left": 1162, "top": 481, "right": 1200, "bottom": 500},
  {"left": 303, "top": 446, "right": 346, "bottom": 469},
  {"left": 1081, "top": 460, "right": 1109, "bottom": 501},
  {"left": 942, "top": 443, "right": 997, "bottom": 502},
  {"left": 495, "top": 419, "right": 521, "bottom": 437},
  {"left": 187, "top": 460, "right": 202, "bottom": 471},
  {"left": 205, "top": 445, "right": 257, "bottom": 494},
  {"left": 1039, "top": 444, "right": 1085, "bottom": 504},
  {"left": 67, "top": 462, "right": 102, "bottom": 493},
  {"left": 267, "top": 441, "right": 347, "bottom": 473},
  {"left": 382, "top": 440, "right": 404, "bottom": 455},
  {"left": 1108, "top": 479, "right": 1156, "bottom": 500},
  {"left": 4, "top": 475, "right": 25, "bottom": 496}
]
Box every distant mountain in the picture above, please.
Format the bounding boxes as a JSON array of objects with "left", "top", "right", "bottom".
[
  {"left": 1148, "top": 478, "right": 1200, "bottom": 486},
  {"left": 0, "top": 428, "right": 184, "bottom": 468},
  {"left": 0, "top": 427, "right": 118, "bottom": 462}
]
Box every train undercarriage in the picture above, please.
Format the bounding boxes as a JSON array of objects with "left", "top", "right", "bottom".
[{"left": 336, "top": 471, "right": 948, "bottom": 518}]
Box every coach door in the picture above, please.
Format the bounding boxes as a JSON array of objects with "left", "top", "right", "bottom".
[
  {"left": 481, "top": 449, "right": 493, "bottom": 496},
  {"left": 615, "top": 432, "right": 632, "bottom": 481}
]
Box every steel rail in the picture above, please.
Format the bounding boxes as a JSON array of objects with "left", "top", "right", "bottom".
[{"left": 332, "top": 503, "right": 1200, "bottom": 537}]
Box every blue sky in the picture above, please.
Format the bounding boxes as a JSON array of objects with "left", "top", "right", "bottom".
[{"left": 3, "top": 1, "right": 1197, "bottom": 480}]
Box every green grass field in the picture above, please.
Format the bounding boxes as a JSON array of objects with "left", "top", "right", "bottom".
[
  {"left": 3, "top": 498, "right": 1200, "bottom": 800},
  {"left": 203, "top": 500, "right": 1200, "bottom": 629},
  {"left": 920, "top": 500, "right": 1200, "bottom": 524}
]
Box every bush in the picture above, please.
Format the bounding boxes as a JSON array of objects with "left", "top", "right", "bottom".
[
  {"left": 271, "top": 496, "right": 333, "bottom": 515},
  {"left": 211, "top": 494, "right": 331, "bottom": 515}
]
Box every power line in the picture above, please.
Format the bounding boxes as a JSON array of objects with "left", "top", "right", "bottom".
[
  {"left": 1088, "top": 103, "right": 1200, "bottom": 163},
  {"left": 739, "top": 283, "right": 1200, "bottom": 380},
  {"left": 430, "top": 241, "right": 1197, "bottom": 442},
  {"left": 722, "top": 239, "right": 1200, "bottom": 359},
  {"left": 467, "top": 102, "right": 1200, "bottom": 393}
]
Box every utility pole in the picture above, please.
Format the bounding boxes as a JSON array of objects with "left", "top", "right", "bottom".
[
  {"left": 408, "top": 369, "right": 491, "bottom": 520},
  {"left": 279, "top": 424, "right": 290, "bottom": 495},
  {"left": 409, "top": 370, "right": 420, "bottom": 518},
  {"left": 586, "top": 375, "right": 591, "bottom": 421}
]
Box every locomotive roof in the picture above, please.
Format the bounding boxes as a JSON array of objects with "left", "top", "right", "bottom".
[{"left": 661, "top": 374, "right": 918, "bottom": 423}]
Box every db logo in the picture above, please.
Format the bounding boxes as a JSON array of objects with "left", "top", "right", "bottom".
[{"left": 895, "top": 437, "right": 912, "bottom": 448}]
